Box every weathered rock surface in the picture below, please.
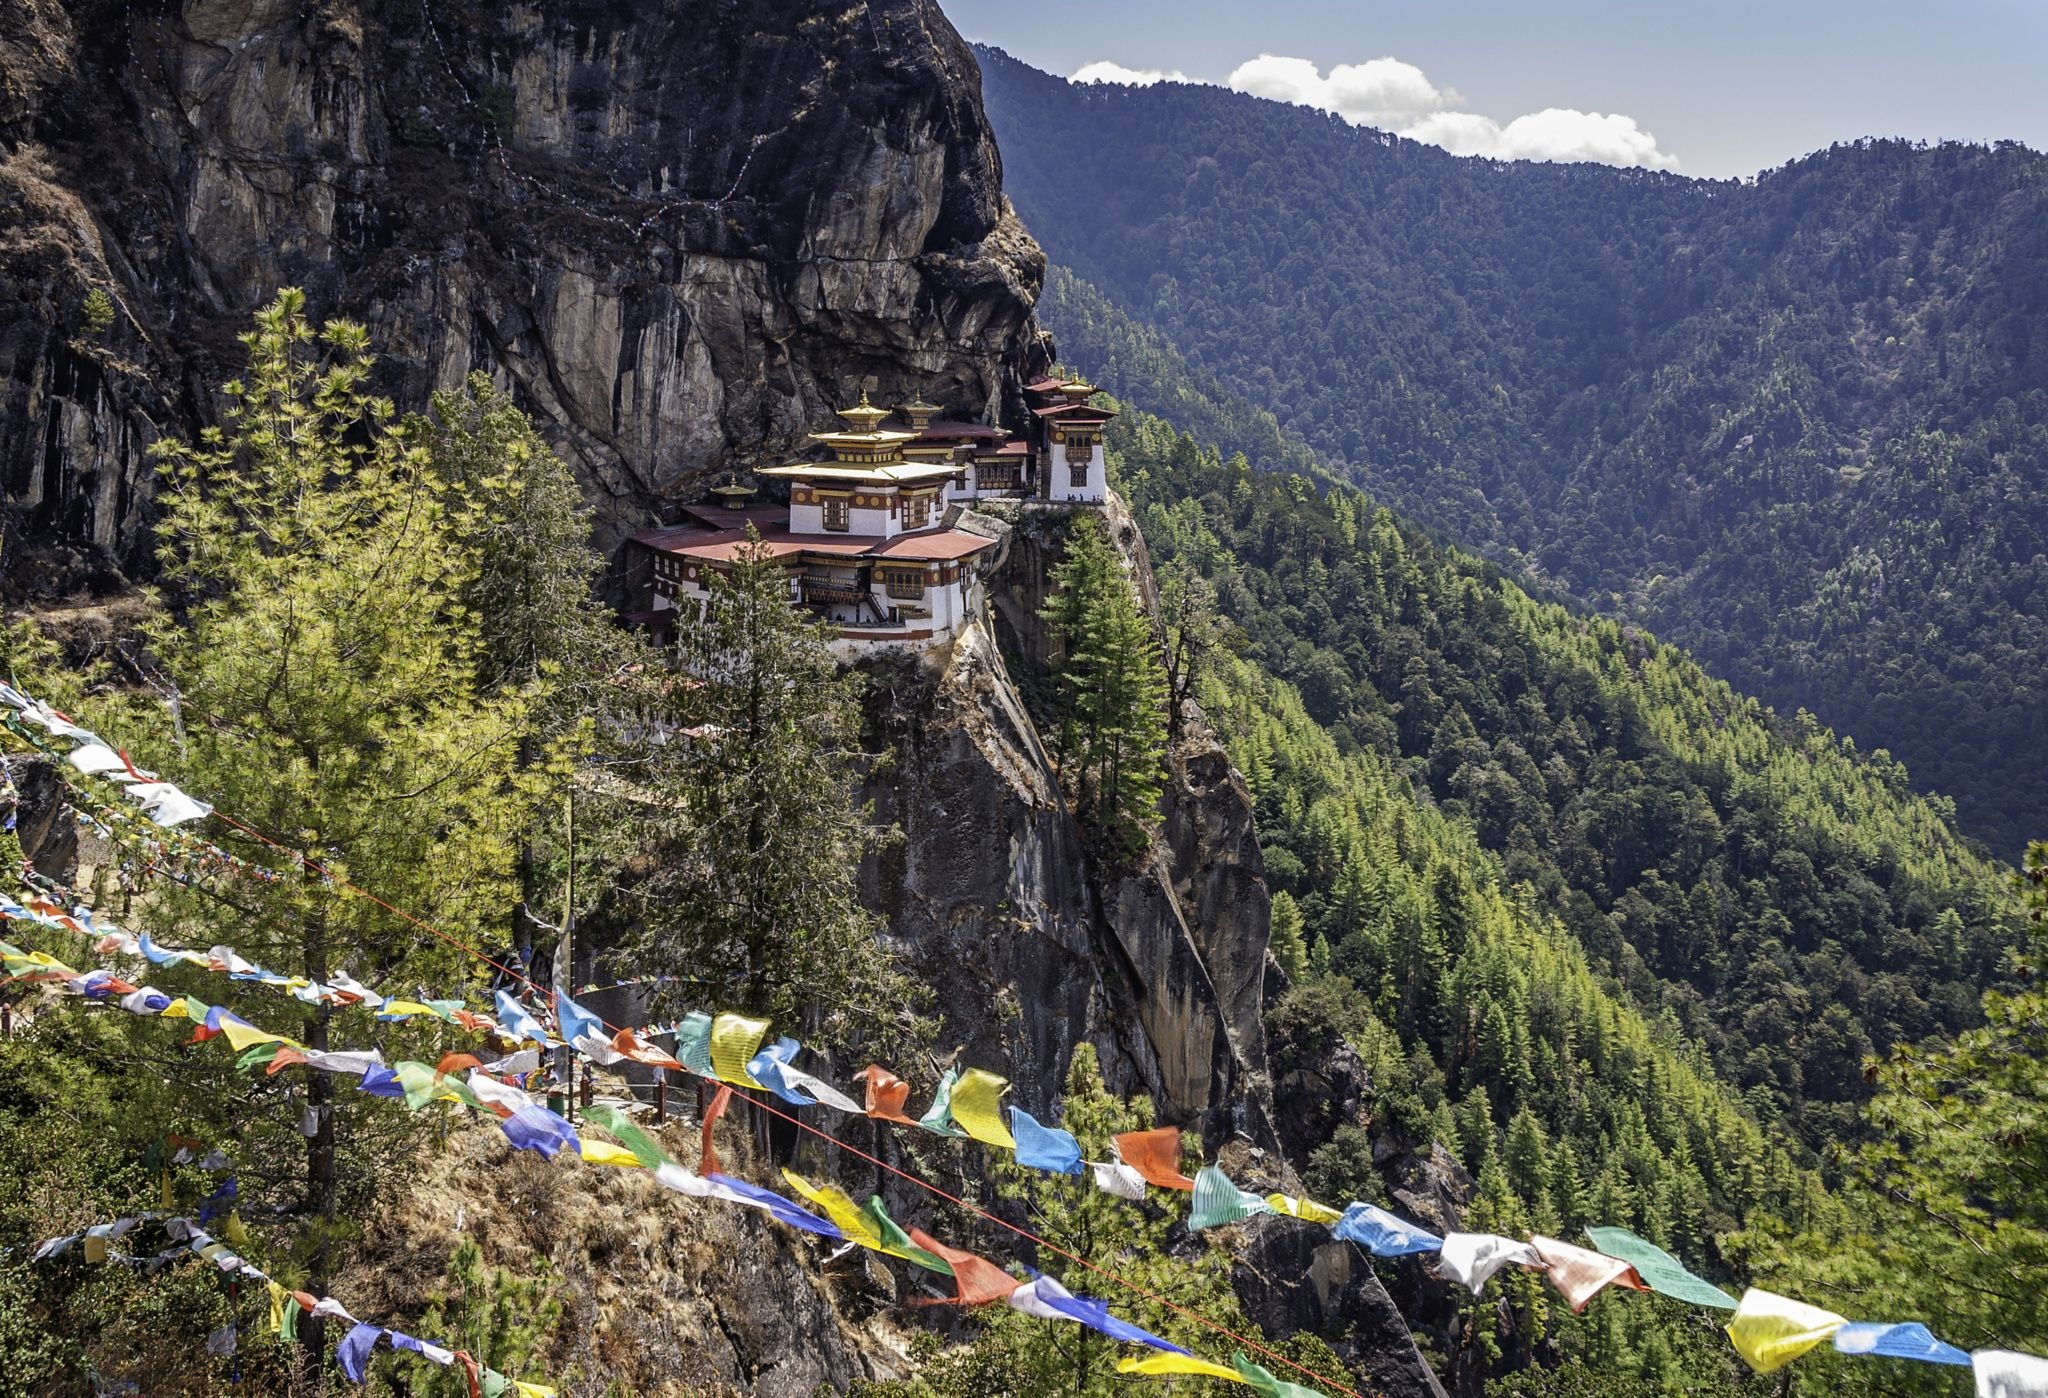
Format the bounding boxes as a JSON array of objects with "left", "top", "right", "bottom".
[
  {"left": 1235, "top": 1222, "right": 1451, "bottom": 1398},
  {"left": 0, "top": 0, "right": 1047, "bottom": 585}
]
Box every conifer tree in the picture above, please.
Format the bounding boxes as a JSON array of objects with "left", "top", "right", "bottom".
[
  {"left": 143, "top": 290, "right": 536, "bottom": 1380},
  {"left": 611, "top": 532, "right": 907, "bottom": 1035},
  {"left": 1042, "top": 514, "right": 1169, "bottom": 853}
]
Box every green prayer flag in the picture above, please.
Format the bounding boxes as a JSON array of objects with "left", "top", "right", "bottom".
[
  {"left": 860, "top": 1197, "right": 953, "bottom": 1275},
  {"left": 1584, "top": 1226, "right": 1738, "bottom": 1309},
  {"left": 236, "top": 1039, "right": 287, "bottom": 1072},
  {"left": 1189, "top": 1166, "right": 1274, "bottom": 1231},
  {"left": 393, "top": 1061, "right": 481, "bottom": 1113},
  {"left": 481, "top": 1370, "right": 513, "bottom": 1397},
  {"left": 1232, "top": 1352, "right": 1328, "bottom": 1398},
  {"left": 281, "top": 1298, "right": 299, "bottom": 1343},
  {"left": 916, "top": 1068, "right": 969, "bottom": 1139},
  {"left": 580, "top": 1104, "right": 672, "bottom": 1170}
]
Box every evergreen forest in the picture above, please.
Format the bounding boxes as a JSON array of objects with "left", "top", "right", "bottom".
[{"left": 975, "top": 46, "right": 2048, "bottom": 859}]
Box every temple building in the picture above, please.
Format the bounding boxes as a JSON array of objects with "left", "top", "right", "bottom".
[{"left": 627, "top": 383, "right": 1116, "bottom": 651}]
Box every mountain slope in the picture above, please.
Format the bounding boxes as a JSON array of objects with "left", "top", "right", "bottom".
[
  {"left": 975, "top": 45, "right": 2048, "bottom": 858},
  {"left": 1104, "top": 396, "right": 2018, "bottom": 1149}
]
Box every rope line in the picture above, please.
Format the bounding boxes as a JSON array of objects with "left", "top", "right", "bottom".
[{"left": 167, "top": 809, "right": 1365, "bottom": 1396}]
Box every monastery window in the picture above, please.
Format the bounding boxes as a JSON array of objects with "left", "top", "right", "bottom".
[
  {"left": 884, "top": 568, "right": 926, "bottom": 600},
  {"left": 823, "top": 496, "right": 850, "bottom": 532},
  {"left": 905, "top": 493, "right": 931, "bottom": 529},
  {"left": 1070, "top": 458, "right": 1090, "bottom": 488}
]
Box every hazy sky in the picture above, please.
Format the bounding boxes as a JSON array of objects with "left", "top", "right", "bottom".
[{"left": 946, "top": 0, "right": 2048, "bottom": 178}]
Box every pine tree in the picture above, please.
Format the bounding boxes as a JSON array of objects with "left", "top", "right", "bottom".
[
  {"left": 144, "top": 289, "right": 537, "bottom": 1381},
  {"left": 1041, "top": 514, "right": 1169, "bottom": 853},
  {"left": 612, "top": 531, "right": 909, "bottom": 1035}
]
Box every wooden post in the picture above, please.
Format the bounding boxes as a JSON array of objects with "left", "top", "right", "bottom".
[{"left": 654, "top": 1071, "right": 667, "bottom": 1124}]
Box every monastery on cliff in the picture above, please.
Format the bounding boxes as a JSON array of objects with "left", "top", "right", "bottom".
[{"left": 628, "top": 377, "right": 1115, "bottom": 650}]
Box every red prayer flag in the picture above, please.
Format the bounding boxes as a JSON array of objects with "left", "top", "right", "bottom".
[
  {"left": 907, "top": 1228, "right": 1020, "bottom": 1306},
  {"left": 702, "top": 1085, "right": 734, "bottom": 1177},
  {"left": 265, "top": 1046, "right": 308, "bottom": 1076},
  {"left": 613, "top": 1029, "right": 684, "bottom": 1071}
]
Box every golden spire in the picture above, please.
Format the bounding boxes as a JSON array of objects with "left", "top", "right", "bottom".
[{"left": 835, "top": 390, "right": 892, "bottom": 434}]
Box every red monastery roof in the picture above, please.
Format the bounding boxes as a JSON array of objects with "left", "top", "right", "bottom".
[
  {"left": 1030, "top": 400, "right": 1116, "bottom": 419},
  {"left": 633, "top": 523, "right": 995, "bottom": 566},
  {"left": 910, "top": 420, "right": 1006, "bottom": 442}
]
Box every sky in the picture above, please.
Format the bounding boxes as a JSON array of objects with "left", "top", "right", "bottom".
[{"left": 944, "top": 0, "right": 2048, "bottom": 178}]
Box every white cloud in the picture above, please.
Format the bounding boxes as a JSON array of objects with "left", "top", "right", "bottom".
[
  {"left": 1217, "top": 53, "right": 1677, "bottom": 170},
  {"left": 1071, "top": 60, "right": 1189, "bottom": 87}
]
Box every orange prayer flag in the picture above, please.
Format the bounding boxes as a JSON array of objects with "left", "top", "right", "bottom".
[
  {"left": 858, "top": 1065, "right": 919, "bottom": 1124},
  {"left": 291, "top": 1290, "right": 318, "bottom": 1311},
  {"left": 1113, "top": 1127, "right": 1197, "bottom": 1191},
  {"left": 437, "top": 1052, "right": 484, "bottom": 1077},
  {"left": 702, "top": 1085, "right": 735, "bottom": 1177},
  {"left": 907, "top": 1228, "right": 1021, "bottom": 1306},
  {"left": 265, "top": 1046, "right": 308, "bottom": 1076},
  {"left": 614, "top": 1029, "right": 684, "bottom": 1071}
]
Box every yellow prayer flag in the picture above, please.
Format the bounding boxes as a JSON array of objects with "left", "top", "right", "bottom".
[
  {"left": 576, "top": 1139, "right": 645, "bottom": 1169},
  {"left": 1264, "top": 1193, "right": 1344, "bottom": 1225},
  {"left": 377, "top": 999, "right": 436, "bottom": 1019},
  {"left": 947, "top": 1068, "right": 1016, "bottom": 1150},
  {"left": 220, "top": 1019, "right": 288, "bottom": 1053},
  {"left": 267, "top": 1281, "right": 289, "bottom": 1335},
  {"left": 223, "top": 1210, "right": 250, "bottom": 1247},
  {"left": 513, "top": 1384, "right": 558, "bottom": 1398},
  {"left": 1116, "top": 1354, "right": 1251, "bottom": 1383},
  {"left": 1725, "top": 1288, "right": 1846, "bottom": 1374},
  {"left": 709, "top": 1013, "right": 771, "bottom": 1087},
  {"left": 82, "top": 1234, "right": 108, "bottom": 1264},
  {"left": 159, "top": 999, "right": 192, "bottom": 1020},
  {"left": 781, "top": 1170, "right": 887, "bottom": 1253}
]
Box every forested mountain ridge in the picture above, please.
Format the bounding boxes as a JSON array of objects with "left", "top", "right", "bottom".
[
  {"left": 974, "top": 44, "right": 2048, "bottom": 858},
  {"left": 1105, "top": 400, "right": 2020, "bottom": 1150}
]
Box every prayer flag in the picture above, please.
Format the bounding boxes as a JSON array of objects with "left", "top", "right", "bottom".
[
  {"left": 675, "top": 1012, "right": 715, "bottom": 1076},
  {"left": 701, "top": 1085, "right": 733, "bottom": 1176},
  {"left": 358, "top": 1065, "right": 406, "bottom": 1099},
  {"left": 1090, "top": 1161, "right": 1149, "bottom": 1200},
  {"left": 611, "top": 1029, "right": 685, "bottom": 1072},
  {"left": 493, "top": 990, "right": 549, "bottom": 1046},
  {"left": 781, "top": 1171, "right": 886, "bottom": 1251},
  {"left": 1232, "top": 1353, "right": 1328, "bottom": 1398},
  {"left": 1331, "top": 1203, "right": 1438, "bottom": 1256},
  {"left": 219, "top": 1018, "right": 289, "bottom": 1054},
  {"left": 1113, "top": 1128, "right": 1197, "bottom": 1190},
  {"left": 906, "top": 1227, "right": 1020, "bottom": 1306},
  {"left": 1833, "top": 1322, "right": 1970, "bottom": 1367},
  {"left": 947, "top": 1069, "right": 1015, "bottom": 1149},
  {"left": 1006, "top": 1273, "right": 1190, "bottom": 1354},
  {"left": 393, "top": 1062, "right": 481, "bottom": 1112},
  {"left": 916, "top": 1069, "right": 969, "bottom": 1139},
  {"left": 858, "top": 1064, "right": 918, "bottom": 1122},
  {"left": 579, "top": 1104, "right": 671, "bottom": 1170},
  {"left": 1973, "top": 1350, "right": 2048, "bottom": 1397},
  {"left": 1117, "top": 1353, "right": 1250, "bottom": 1383},
  {"left": 390, "top": 1332, "right": 455, "bottom": 1366},
  {"left": 1436, "top": 1233, "right": 1541, "bottom": 1294},
  {"left": 576, "top": 1139, "right": 644, "bottom": 1168},
  {"left": 1190, "top": 1166, "right": 1275, "bottom": 1231},
  {"left": 1584, "top": 1226, "right": 1737, "bottom": 1309},
  {"left": 338, "top": 1323, "right": 383, "bottom": 1382},
  {"left": 708, "top": 1013, "right": 771, "bottom": 1086},
  {"left": 1724, "top": 1288, "right": 1847, "bottom": 1374},
  {"left": 205, "top": 1323, "right": 238, "bottom": 1357},
  {"left": 554, "top": 991, "right": 603, "bottom": 1045},
  {"left": 1531, "top": 1236, "right": 1649, "bottom": 1314},
  {"left": 704, "top": 1173, "right": 844, "bottom": 1239},
  {"left": 1264, "top": 1194, "right": 1343, "bottom": 1225},
  {"left": 860, "top": 1197, "right": 954, "bottom": 1274},
  {"left": 501, "top": 1105, "right": 580, "bottom": 1159},
  {"left": 1009, "top": 1108, "right": 1083, "bottom": 1174}
]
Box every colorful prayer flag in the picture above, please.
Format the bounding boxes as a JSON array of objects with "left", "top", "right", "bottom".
[{"left": 1725, "top": 1288, "right": 1847, "bottom": 1374}]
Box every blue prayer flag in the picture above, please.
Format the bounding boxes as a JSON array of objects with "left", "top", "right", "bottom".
[
  {"left": 554, "top": 990, "right": 602, "bottom": 1045},
  {"left": 1833, "top": 1322, "right": 1971, "bottom": 1367},
  {"left": 704, "top": 1172, "right": 846, "bottom": 1239},
  {"left": 1009, "top": 1108, "right": 1084, "bottom": 1175},
  {"left": 744, "top": 1038, "right": 815, "bottom": 1105},
  {"left": 357, "top": 1065, "right": 406, "bottom": 1099},
  {"left": 1331, "top": 1202, "right": 1442, "bottom": 1256},
  {"left": 336, "top": 1323, "right": 383, "bottom": 1383},
  {"left": 493, "top": 989, "right": 550, "bottom": 1045},
  {"left": 501, "top": 1105, "right": 579, "bottom": 1159}
]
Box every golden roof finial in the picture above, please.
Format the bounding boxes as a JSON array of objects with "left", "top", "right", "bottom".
[{"left": 836, "top": 390, "right": 892, "bottom": 434}]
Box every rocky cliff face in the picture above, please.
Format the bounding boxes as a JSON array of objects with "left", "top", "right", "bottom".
[{"left": 0, "top": 0, "right": 1046, "bottom": 587}]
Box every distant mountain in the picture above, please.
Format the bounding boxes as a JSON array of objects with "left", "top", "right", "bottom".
[{"left": 975, "top": 45, "right": 2048, "bottom": 858}]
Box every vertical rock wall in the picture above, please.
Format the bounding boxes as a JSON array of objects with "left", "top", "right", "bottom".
[{"left": 0, "top": 0, "right": 1048, "bottom": 585}]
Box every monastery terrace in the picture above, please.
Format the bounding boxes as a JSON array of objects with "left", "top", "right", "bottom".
[{"left": 628, "top": 377, "right": 1116, "bottom": 651}]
